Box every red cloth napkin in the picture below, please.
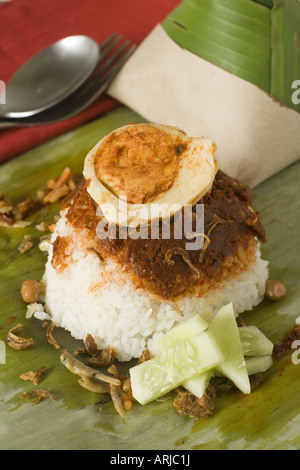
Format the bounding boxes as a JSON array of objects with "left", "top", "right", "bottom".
[{"left": 0, "top": 0, "right": 180, "bottom": 164}]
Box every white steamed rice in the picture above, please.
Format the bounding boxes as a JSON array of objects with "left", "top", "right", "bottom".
[{"left": 41, "top": 211, "right": 269, "bottom": 362}]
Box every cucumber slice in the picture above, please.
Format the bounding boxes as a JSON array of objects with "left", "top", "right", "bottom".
[
  {"left": 183, "top": 372, "right": 213, "bottom": 399},
  {"left": 132, "top": 304, "right": 273, "bottom": 404},
  {"left": 130, "top": 331, "right": 223, "bottom": 405},
  {"left": 183, "top": 322, "right": 274, "bottom": 397},
  {"left": 239, "top": 326, "right": 274, "bottom": 356},
  {"left": 245, "top": 355, "right": 273, "bottom": 375},
  {"left": 149, "top": 314, "right": 209, "bottom": 357},
  {"left": 207, "top": 303, "right": 251, "bottom": 395},
  {"left": 148, "top": 314, "right": 210, "bottom": 400}
]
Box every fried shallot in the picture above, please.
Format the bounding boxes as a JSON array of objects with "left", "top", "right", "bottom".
[
  {"left": 18, "top": 234, "right": 34, "bottom": 254},
  {"left": 137, "top": 349, "right": 152, "bottom": 364},
  {"left": 74, "top": 334, "right": 115, "bottom": 367},
  {"left": 46, "top": 322, "right": 60, "bottom": 349},
  {"left": 20, "top": 366, "right": 46, "bottom": 385},
  {"left": 6, "top": 324, "right": 34, "bottom": 351},
  {"left": 173, "top": 385, "right": 216, "bottom": 419},
  {"left": 272, "top": 324, "right": 300, "bottom": 360},
  {"left": 88, "top": 347, "right": 114, "bottom": 367},
  {"left": 83, "top": 333, "right": 98, "bottom": 356},
  {"left": 20, "top": 388, "right": 55, "bottom": 405}
]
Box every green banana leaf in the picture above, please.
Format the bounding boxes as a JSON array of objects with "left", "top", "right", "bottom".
[
  {"left": 271, "top": 0, "right": 300, "bottom": 112},
  {"left": 163, "top": 0, "right": 272, "bottom": 92},
  {"left": 162, "top": 0, "right": 300, "bottom": 113},
  {"left": 0, "top": 106, "right": 300, "bottom": 450},
  {"left": 254, "top": 0, "right": 274, "bottom": 8}
]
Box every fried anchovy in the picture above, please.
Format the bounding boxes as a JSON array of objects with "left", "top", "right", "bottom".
[{"left": 60, "top": 349, "right": 120, "bottom": 386}]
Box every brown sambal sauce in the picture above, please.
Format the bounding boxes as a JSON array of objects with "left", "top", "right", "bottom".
[{"left": 56, "top": 170, "right": 266, "bottom": 300}]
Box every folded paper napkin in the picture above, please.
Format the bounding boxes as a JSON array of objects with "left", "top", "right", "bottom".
[
  {"left": 108, "top": 24, "right": 300, "bottom": 187},
  {"left": 0, "top": 0, "right": 181, "bottom": 164}
]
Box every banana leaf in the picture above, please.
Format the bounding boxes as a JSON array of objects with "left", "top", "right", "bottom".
[
  {"left": 163, "top": 0, "right": 272, "bottom": 92},
  {"left": 0, "top": 106, "right": 300, "bottom": 450},
  {"left": 271, "top": 0, "right": 300, "bottom": 113},
  {"left": 254, "top": 0, "right": 273, "bottom": 7},
  {"left": 162, "top": 0, "right": 300, "bottom": 113}
]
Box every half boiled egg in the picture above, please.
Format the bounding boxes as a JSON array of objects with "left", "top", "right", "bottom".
[{"left": 83, "top": 123, "right": 217, "bottom": 226}]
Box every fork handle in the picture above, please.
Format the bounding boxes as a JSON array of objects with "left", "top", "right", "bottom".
[
  {"left": 0, "top": 119, "right": 34, "bottom": 128},
  {"left": 0, "top": 120, "right": 18, "bottom": 128}
]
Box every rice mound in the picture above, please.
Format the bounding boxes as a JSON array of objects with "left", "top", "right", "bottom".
[{"left": 42, "top": 211, "right": 269, "bottom": 362}]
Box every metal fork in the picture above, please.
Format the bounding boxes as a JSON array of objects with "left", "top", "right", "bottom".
[{"left": 0, "top": 33, "right": 136, "bottom": 127}]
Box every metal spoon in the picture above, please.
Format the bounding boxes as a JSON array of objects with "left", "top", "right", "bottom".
[
  {"left": 0, "top": 35, "right": 136, "bottom": 129},
  {"left": 0, "top": 35, "right": 100, "bottom": 118}
]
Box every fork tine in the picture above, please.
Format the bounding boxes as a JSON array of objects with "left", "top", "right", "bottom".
[
  {"left": 103, "top": 43, "right": 136, "bottom": 82},
  {"left": 99, "top": 32, "right": 119, "bottom": 51},
  {"left": 70, "top": 43, "right": 136, "bottom": 111},
  {"left": 99, "top": 39, "right": 131, "bottom": 75},
  {"left": 98, "top": 34, "right": 123, "bottom": 62},
  {"left": 86, "top": 43, "right": 137, "bottom": 96},
  {"left": 86, "top": 39, "right": 133, "bottom": 90}
]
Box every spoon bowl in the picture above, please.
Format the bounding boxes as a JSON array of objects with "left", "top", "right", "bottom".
[{"left": 0, "top": 35, "right": 100, "bottom": 118}]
